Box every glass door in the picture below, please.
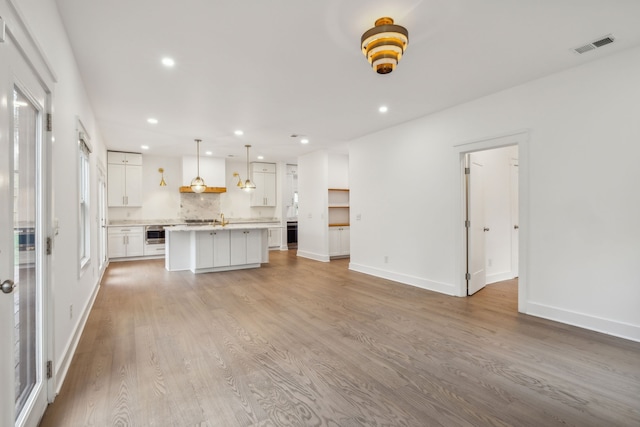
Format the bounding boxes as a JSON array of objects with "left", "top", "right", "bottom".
[
  {"left": 13, "top": 86, "right": 41, "bottom": 423},
  {"left": 1, "top": 30, "right": 50, "bottom": 427}
]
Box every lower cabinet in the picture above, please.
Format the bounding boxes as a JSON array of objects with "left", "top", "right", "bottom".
[
  {"left": 230, "top": 229, "right": 262, "bottom": 265},
  {"left": 329, "top": 226, "right": 350, "bottom": 257},
  {"left": 193, "top": 229, "right": 230, "bottom": 269},
  {"left": 268, "top": 227, "right": 282, "bottom": 248},
  {"left": 108, "top": 226, "right": 144, "bottom": 258},
  {"left": 188, "top": 228, "right": 266, "bottom": 273}
]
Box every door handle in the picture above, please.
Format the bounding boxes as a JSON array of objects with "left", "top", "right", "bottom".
[
  {"left": 1, "top": 279, "right": 16, "bottom": 294},
  {"left": 514, "top": 225, "right": 519, "bottom": 230}
]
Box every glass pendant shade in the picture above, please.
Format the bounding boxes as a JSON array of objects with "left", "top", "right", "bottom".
[
  {"left": 190, "top": 176, "right": 206, "bottom": 193},
  {"left": 190, "top": 139, "right": 207, "bottom": 193}
]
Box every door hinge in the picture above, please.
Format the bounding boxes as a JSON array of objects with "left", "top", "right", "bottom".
[
  {"left": 46, "top": 113, "right": 52, "bottom": 131},
  {"left": 46, "top": 237, "right": 52, "bottom": 255},
  {"left": 465, "top": 273, "right": 471, "bottom": 281},
  {"left": 464, "top": 167, "right": 470, "bottom": 175},
  {"left": 465, "top": 220, "right": 470, "bottom": 228},
  {"left": 46, "top": 360, "right": 53, "bottom": 379}
]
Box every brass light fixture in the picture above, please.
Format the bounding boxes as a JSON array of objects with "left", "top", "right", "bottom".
[
  {"left": 361, "top": 17, "right": 409, "bottom": 74},
  {"left": 235, "top": 144, "right": 256, "bottom": 191},
  {"left": 190, "top": 138, "right": 207, "bottom": 193},
  {"left": 158, "top": 168, "right": 167, "bottom": 186},
  {"left": 232, "top": 172, "right": 243, "bottom": 187}
]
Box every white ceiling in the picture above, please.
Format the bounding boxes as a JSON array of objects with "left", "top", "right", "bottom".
[{"left": 54, "top": 0, "right": 640, "bottom": 164}]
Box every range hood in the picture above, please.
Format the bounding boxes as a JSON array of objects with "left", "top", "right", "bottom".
[{"left": 180, "top": 155, "right": 226, "bottom": 193}]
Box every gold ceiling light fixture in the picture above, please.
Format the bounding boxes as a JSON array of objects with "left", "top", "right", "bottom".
[
  {"left": 361, "top": 17, "right": 409, "bottom": 74},
  {"left": 158, "top": 168, "right": 167, "bottom": 186},
  {"left": 190, "top": 138, "right": 207, "bottom": 193}
]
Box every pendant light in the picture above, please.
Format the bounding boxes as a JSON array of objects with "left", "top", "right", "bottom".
[
  {"left": 361, "top": 17, "right": 409, "bottom": 74},
  {"left": 190, "top": 138, "right": 207, "bottom": 193},
  {"left": 242, "top": 144, "right": 256, "bottom": 191},
  {"left": 158, "top": 168, "right": 167, "bottom": 186}
]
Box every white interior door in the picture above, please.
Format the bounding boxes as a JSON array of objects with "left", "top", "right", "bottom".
[
  {"left": 467, "top": 154, "right": 487, "bottom": 295},
  {"left": 0, "top": 31, "right": 50, "bottom": 427}
]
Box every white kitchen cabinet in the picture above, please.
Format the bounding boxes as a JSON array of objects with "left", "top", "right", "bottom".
[
  {"left": 192, "top": 229, "right": 230, "bottom": 270},
  {"left": 250, "top": 162, "right": 276, "bottom": 207},
  {"left": 329, "top": 226, "right": 350, "bottom": 257},
  {"left": 107, "top": 151, "right": 142, "bottom": 207},
  {"left": 108, "top": 226, "right": 144, "bottom": 258},
  {"left": 230, "top": 229, "right": 262, "bottom": 265},
  {"left": 268, "top": 227, "right": 282, "bottom": 248}
]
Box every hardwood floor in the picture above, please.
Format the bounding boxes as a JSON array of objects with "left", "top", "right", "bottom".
[{"left": 40, "top": 251, "right": 640, "bottom": 426}]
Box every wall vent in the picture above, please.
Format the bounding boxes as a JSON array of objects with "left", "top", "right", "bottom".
[{"left": 573, "top": 35, "right": 615, "bottom": 54}]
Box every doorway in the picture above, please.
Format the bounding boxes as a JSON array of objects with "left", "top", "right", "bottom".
[
  {"left": 466, "top": 146, "right": 519, "bottom": 295},
  {"left": 455, "top": 131, "right": 528, "bottom": 311}
]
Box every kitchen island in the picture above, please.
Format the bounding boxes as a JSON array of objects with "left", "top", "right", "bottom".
[{"left": 165, "top": 223, "right": 270, "bottom": 273}]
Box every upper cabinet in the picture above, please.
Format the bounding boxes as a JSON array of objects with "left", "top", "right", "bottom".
[
  {"left": 107, "top": 151, "right": 142, "bottom": 207},
  {"left": 250, "top": 162, "right": 276, "bottom": 207}
]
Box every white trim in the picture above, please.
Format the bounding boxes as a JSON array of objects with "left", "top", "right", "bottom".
[
  {"left": 486, "top": 271, "right": 516, "bottom": 285},
  {"left": 527, "top": 302, "right": 640, "bottom": 343},
  {"left": 349, "top": 263, "right": 457, "bottom": 296},
  {"left": 54, "top": 279, "right": 101, "bottom": 394},
  {"left": 296, "top": 250, "right": 330, "bottom": 262},
  {"left": 453, "top": 130, "right": 530, "bottom": 311}
]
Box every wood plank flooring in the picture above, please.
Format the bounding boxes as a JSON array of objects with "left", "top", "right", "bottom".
[{"left": 40, "top": 251, "right": 640, "bottom": 426}]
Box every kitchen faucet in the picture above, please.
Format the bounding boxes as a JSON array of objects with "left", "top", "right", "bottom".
[{"left": 219, "top": 213, "right": 229, "bottom": 227}]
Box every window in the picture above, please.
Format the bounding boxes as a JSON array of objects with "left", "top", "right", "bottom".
[{"left": 79, "top": 131, "right": 92, "bottom": 270}]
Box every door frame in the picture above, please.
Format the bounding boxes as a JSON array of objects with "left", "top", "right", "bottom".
[
  {"left": 1, "top": 2, "right": 57, "bottom": 426},
  {"left": 454, "top": 130, "right": 529, "bottom": 312}
]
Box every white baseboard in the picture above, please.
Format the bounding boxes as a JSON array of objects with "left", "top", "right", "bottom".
[
  {"left": 486, "top": 271, "right": 516, "bottom": 284},
  {"left": 54, "top": 274, "right": 102, "bottom": 394},
  {"left": 348, "top": 262, "right": 457, "bottom": 296},
  {"left": 296, "top": 250, "right": 330, "bottom": 262},
  {"left": 527, "top": 302, "right": 640, "bottom": 343}
]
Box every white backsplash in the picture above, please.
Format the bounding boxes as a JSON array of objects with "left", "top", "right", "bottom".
[{"left": 180, "top": 193, "right": 220, "bottom": 219}]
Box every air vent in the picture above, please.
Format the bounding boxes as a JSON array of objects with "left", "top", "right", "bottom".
[{"left": 573, "top": 34, "right": 615, "bottom": 54}]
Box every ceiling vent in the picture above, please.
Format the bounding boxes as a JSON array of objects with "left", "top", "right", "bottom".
[{"left": 573, "top": 35, "right": 615, "bottom": 54}]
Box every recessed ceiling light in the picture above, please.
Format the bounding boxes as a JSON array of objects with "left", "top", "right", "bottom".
[
  {"left": 141, "top": 145, "right": 149, "bottom": 150},
  {"left": 161, "top": 57, "right": 175, "bottom": 67},
  {"left": 147, "top": 118, "right": 158, "bottom": 124},
  {"left": 257, "top": 155, "right": 264, "bottom": 160},
  {"left": 300, "top": 138, "right": 309, "bottom": 144},
  {"left": 379, "top": 106, "right": 388, "bottom": 113},
  {"left": 205, "top": 151, "right": 213, "bottom": 155},
  {"left": 234, "top": 130, "right": 244, "bottom": 136}
]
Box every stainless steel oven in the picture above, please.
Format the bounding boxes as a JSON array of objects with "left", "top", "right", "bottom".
[{"left": 145, "top": 225, "right": 165, "bottom": 244}]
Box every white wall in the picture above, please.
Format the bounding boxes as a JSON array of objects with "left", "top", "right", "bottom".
[
  {"left": 108, "top": 154, "right": 182, "bottom": 222},
  {"left": 328, "top": 153, "right": 349, "bottom": 189},
  {"left": 349, "top": 46, "right": 640, "bottom": 341},
  {"left": 297, "top": 150, "right": 329, "bottom": 261}
]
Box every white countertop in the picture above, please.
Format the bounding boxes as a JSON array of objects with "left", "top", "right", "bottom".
[
  {"left": 109, "top": 218, "right": 281, "bottom": 227},
  {"left": 166, "top": 223, "right": 274, "bottom": 231}
]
